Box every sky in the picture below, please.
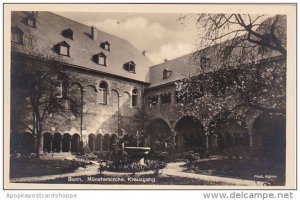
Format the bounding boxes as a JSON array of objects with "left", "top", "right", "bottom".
[{"left": 54, "top": 12, "right": 200, "bottom": 65}]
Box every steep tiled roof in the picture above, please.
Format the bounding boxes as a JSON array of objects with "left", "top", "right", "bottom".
[
  {"left": 149, "top": 15, "right": 286, "bottom": 88},
  {"left": 11, "top": 11, "right": 153, "bottom": 83}
]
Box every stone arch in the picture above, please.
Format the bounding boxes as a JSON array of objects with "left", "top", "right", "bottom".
[
  {"left": 43, "top": 132, "right": 52, "bottom": 153},
  {"left": 95, "top": 134, "right": 102, "bottom": 151},
  {"left": 145, "top": 118, "right": 172, "bottom": 151},
  {"left": 102, "top": 134, "right": 110, "bottom": 151},
  {"left": 174, "top": 116, "right": 205, "bottom": 153},
  {"left": 121, "top": 91, "right": 131, "bottom": 107},
  {"left": 71, "top": 133, "right": 80, "bottom": 153},
  {"left": 252, "top": 112, "right": 286, "bottom": 161},
  {"left": 88, "top": 133, "right": 96, "bottom": 151},
  {"left": 62, "top": 133, "right": 71, "bottom": 152},
  {"left": 207, "top": 111, "right": 248, "bottom": 152},
  {"left": 52, "top": 132, "right": 62, "bottom": 152},
  {"left": 85, "top": 84, "right": 97, "bottom": 92},
  {"left": 110, "top": 89, "right": 119, "bottom": 112}
]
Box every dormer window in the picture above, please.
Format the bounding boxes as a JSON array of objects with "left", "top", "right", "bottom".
[
  {"left": 163, "top": 69, "right": 172, "bottom": 79},
  {"left": 93, "top": 52, "right": 107, "bottom": 66},
  {"left": 11, "top": 27, "right": 24, "bottom": 45},
  {"left": 100, "top": 41, "right": 110, "bottom": 51},
  {"left": 27, "top": 15, "right": 36, "bottom": 28},
  {"left": 124, "top": 61, "right": 136, "bottom": 73},
  {"left": 62, "top": 28, "right": 73, "bottom": 40},
  {"left": 55, "top": 41, "right": 70, "bottom": 57}
]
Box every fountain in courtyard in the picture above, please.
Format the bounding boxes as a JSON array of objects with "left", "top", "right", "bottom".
[{"left": 124, "top": 130, "right": 150, "bottom": 165}]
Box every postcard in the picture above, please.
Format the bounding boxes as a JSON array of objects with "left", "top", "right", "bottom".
[{"left": 3, "top": 3, "right": 296, "bottom": 189}]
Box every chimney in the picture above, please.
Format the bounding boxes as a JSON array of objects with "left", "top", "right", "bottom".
[
  {"left": 91, "top": 26, "right": 97, "bottom": 40},
  {"left": 164, "top": 58, "right": 169, "bottom": 63},
  {"left": 142, "top": 50, "right": 147, "bottom": 56}
]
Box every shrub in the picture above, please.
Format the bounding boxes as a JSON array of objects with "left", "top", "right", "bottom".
[{"left": 184, "top": 151, "right": 201, "bottom": 164}]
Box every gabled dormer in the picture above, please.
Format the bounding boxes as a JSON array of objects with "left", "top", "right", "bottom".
[
  {"left": 62, "top": 28, "right": 73, "bottom": 40},
  {"left": 11, "top": 26, "right": 24, "bottom": 45},
  {"left": 54, "top": 41, "right": 70, "bottom": 57},
  {"left": 93, "top": 52, "right": 107, "bottom": 66},
  {"left": 124, "top": 61, "right": 136, "bottom": 73},
  {"left": 27, "top": 14, "right": 37, "bottom": 28},
  {"left": 100, "top": 41, "right": 110, "bottom": 51},
  {"left": 163, "top": 68, "right": 172, "bottom": 79}
]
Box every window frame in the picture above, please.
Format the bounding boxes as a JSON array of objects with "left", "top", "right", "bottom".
[
  {"left": 98, "top": 82, "right": 108, "bottom": 105},
  {"left": 94, "top": 52, "right": 107, "bottom": 66},
  {"left": 27, "top": 16, "right": 37, "bottom": 28},
  {"left": 11, "top": 27, "right": 24, "bottom": 45},
  {"left": 124, "top": 61, "right": 136, "bottom": 73},
  {"left": 131, "top": 88, "right": 138, "bottom": 107},
  {"left": 55, "top": 41, "right": 70, "bottom": 57}
]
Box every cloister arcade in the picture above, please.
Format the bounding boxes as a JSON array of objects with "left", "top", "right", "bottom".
[{"left": 144, "top": 111, "right": 286, "bottom": 158}]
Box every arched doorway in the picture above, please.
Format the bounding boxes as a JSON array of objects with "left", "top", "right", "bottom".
[
  {"left": 52, "top": 132, "right": 62, "bottom": 152},
  {"left": 88, "top": 133, "right": 96, "bottom": 151},
  {"left": 174, "top": 116, "right": 205, "bottom": 153},
  {"left": 146, "top": 119, "right": 172, "bottom": 151},
  {"left": 62, "top": 133, "right": 71, "bottom": 152},
  {"left": 252, "top": 113, "right": 286, "bottom": 161},
  {"left": 71, "top": 134, "right": 80, "bottom": 153},
  {"left": 95, "top": 134, "right": 102, "bottom": 151},
  {"left": 43, "top": 132, "right": 52, "bottom": 153},
  {"left": 208, "top": 112, "right": 247, "bottom": 153}
]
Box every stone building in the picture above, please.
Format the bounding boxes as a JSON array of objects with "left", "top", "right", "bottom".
[
  {"left": 10, "top": 11, "right": 286, "bottom": 160},
  {"left": 11, "top": 11, "right": 152, "bottom": 154}
]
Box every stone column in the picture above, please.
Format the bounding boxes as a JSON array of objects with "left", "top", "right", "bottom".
[
  {"left": 59, "top": 139, "right": 62, "bottom": 153},
  {"left": 158, "top": 94, "right": 162, "bottom": 105},
  {"left": 38, "top": 133, "right": 44, "bottom": 154},
  {"left": 205, "top": 133, "right": 209, "bottom": 154},
  {"left": 50, "top": 137, "right": 53, "bottom": 153},
  {"left": 248, "top": 126, "right": 254, "bottom": 150},
  {"left": 92, "top": 138, "right": 96, "bottom": 152},
  {"left": 171, "top": 129, "right": 176, "bottom": 152},
  {"left": 69, "top": 139, "right": 71, "bottom": 153}
]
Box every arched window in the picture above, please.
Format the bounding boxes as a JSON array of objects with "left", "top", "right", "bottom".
[
  {"left": 56, "top": 73, "right": 69, "bottom": 99},
  {"left": 99, "top": 82, "right": 108, "bottom": 104},
  {"left": 132, "top": 88, "right": 138, "bottom": 107}
]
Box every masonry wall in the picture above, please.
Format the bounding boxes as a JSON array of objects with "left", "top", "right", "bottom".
[{"left": 11, "top": 54, "right": 146, "bottom": 148}]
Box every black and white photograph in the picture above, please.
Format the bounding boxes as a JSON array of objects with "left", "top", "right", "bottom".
[{"left": 3, "top": 3, "right": 296, "bottom": 189}]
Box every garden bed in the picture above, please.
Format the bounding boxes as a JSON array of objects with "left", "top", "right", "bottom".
[
  {"left": 100, "top": 159, "right": 166, "bottom": 173},
  {"left": 185, "top": 158, "right": 285, "bottom": 185},
  {"left": 10, "top": 157, "right": 87, "bottom": 178}
]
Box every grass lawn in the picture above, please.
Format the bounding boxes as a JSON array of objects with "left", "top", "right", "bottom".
[
  {"left": 185, "top": 158, "right": 285, "bottom": 185},
  {"left": 33, "top": 174, "right": 227, "bottom": 185},
  {"left": 10, "top": 157, "right": 86, "bottom": 178}
]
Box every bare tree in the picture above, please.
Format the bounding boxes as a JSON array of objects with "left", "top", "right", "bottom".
[
  {"left": 176, "top": 14, "right": 286, "bottom": 126},
  {"left": 11, "top": 29, "right": 72, "bottom": 157}
]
